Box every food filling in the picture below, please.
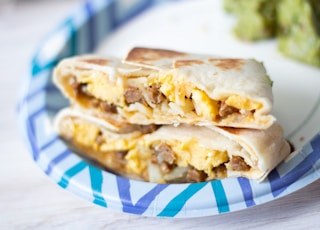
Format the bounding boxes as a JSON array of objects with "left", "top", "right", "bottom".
[
  {"left": 68, "top": 75, "right": 262, "bottom": 123},
  {"left": 64, "top": 119, "right": 252, "bottom": 183}
]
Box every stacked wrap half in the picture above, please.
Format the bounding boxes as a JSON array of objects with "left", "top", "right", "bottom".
[{"left": 53, "top": 47, "right": 291, "bottom": 183}]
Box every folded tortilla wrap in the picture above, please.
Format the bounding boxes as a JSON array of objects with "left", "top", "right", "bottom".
[
  {"left": 53, "top": 47, "right": 275, "bottom": 129},
  {"left": 54, "top": 108, "right": 290, "bottom": 183}
]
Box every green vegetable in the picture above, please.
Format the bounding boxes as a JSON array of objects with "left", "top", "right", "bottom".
[
  {"left": 277, "top": 0, "right": 320, "bottom": 67},
  {"left": 223, "top": 0, "right": 320, "bottom": 68},
  {"left": 224, "top": 0, "right": 278, "bottom": 41}
]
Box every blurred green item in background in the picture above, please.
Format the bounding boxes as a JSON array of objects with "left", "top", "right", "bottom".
[
  {"left": 277, "top": 0, "right": 320, "bottom": 67},
  {"left": 223, "top": 0, "right": 320, "bottom": 68},
  {"left": 224, "top": 0, "right": 278, "bottom": 41}
]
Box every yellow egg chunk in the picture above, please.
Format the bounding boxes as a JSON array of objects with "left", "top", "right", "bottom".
[
  {"left": 72, "top": 121, "right": 101, "bottom": 151},
  {"left": 171, "top": 139, "right": 229, "bottom": 176},
  {"left": 100, "top": 139, "right": 137, "bottom": 152},
  {"left": 125, "top": 146, "right": 151, "bottom": 175},
  {"left": 192, "top": 89, "right": 219, "bottom": 120},
  {"left": 153, "top": 74, "right": 175, "bottom": 102},
  {"left": 82, "top": 73, "right": 125, "bottom": 106},
  {"left": 149, "top": 74, "right": 195, "bottom": 112},
  {"left": 225, "top": 95, "right": 262, "bottom": 111}
]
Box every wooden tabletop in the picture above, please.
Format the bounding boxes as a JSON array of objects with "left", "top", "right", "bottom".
[{"left": 1, "top": 1, "right": 319, "bottom": 229}]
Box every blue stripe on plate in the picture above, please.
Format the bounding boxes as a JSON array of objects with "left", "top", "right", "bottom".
[
  {"left": 269, "top": 133, "right": 320, "bottom": 197},
  {"left": 39, "top": 135, "right": 59, "bottom": 152},
  {"left": 237, "top": 178, "right": 256, "bottom": 208},
  {"left": 45, "top": 149, "right": 71, "bottom": 175},
  {"left": 89, "top": 165, "right": 107, "bottom": 207},
  {"left": 26, "top": 106, "right": 46, "bottom": 160},
  {"left": 211, "top": 180, "right": 230, "bottom": 213},
  {"left": 157, "top": 183, "right": 207, "bottom": 217},
  {"left": 58, "top": 161, "right": 88, "bottom": 189},
  {"left": 31, "top": 17, "right": 77, "bottom": 77},
  {"left": 116, "top": 177, "right": 168, "bottom": 215}
]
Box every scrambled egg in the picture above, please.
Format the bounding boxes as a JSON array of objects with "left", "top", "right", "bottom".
[
  {"left": 191, "top": 89, "right": 219, "bottom": 120},
  {"left": 125, "top": 146, "right": 151, "bottom": 175},
  {"left": 69, "top": 120, "right": 230, "bottom": 179},
  {"left": 74, "top": 72, "right": 262, "bottom": 122},
  {"left": 169, "top": 139, "right": 229, "bottom": 177},
  {"left": 124, "top": 138, "right": 229, "bottom": 178},
  {"left": 155, "top": 74, "right": 176, "bottom": 102},
  {"left": 149, "top": 73, "right": 262, "bottom": 120},
  {"left": 79, "top": 72, "right": 125, "bottom": 106},
  {"left": 149, "top": 74, "right": 219, "bottom": 118},
  {"left": 225, "top": 95, "right": 262, "bottom": 111},
  {"left": 70, "top": 120, "right": 139, "bottom": 156},
  {"left": 71, "top": 120, "right": 102, "bottom": 151}
]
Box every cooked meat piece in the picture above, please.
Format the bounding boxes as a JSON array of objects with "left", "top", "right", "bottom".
[
  {"left": 219, "top": 101, "right": 238, "bottom": 117},
  {"left": 116, "top": 150, "right": 128, "bottom": 160},
  {"left": 230, "top": 156, "right": 251, "bottom": 171},
  {"left": 186, "top": 167, "right": 207, "bottom": 182},
  {"left": 113, "top": 150, "right": 128, "bottom": 169},
  {"left": 147, "top": 84, "right": 165, "bottom": 104},
  {"left": 138, "top": 124, "right": 159, "bottom": 134},
  {"left": 69, "top": 77, "right": 92, "bottom": 97},
  {"left": 90, "top": 98, "right": 117, "bottom": 113},
  {"left": 119, "top": 123, "right": 159, "bottom": 135},
  {"left": 95, "top": 131, "right": 104, "bottom": 145},
  {"left": 124, "top": 86, "right": 145, "bottom": 104},
  {"left": 154, "top": 143, "right": 176, "bottom": 165},
  {"left": 150, "top": 154, "right": 159, "bottom": 164},
  {"left": 212, "top": 165, "right": 227, "bottom": 178},
  {"left": 159, "top": 162, "right": 174, "bottom": 174},
  {"left": 70, "top": 77, "right": 82, "bottom": 96},
  {"left": 100, "top": 101, "right": 117, "bottom": 113},
  {"left": 90, "top": 98, "right": 100, "bottom": 108},
  {"left": 69, "top": 77, "right": 118, "bottom": 113}
]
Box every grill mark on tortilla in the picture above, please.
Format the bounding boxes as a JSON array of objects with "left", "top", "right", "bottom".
[
  {"left": 173, "top": 59, "right": 204, "bottom": 68},
  {"left": 74, "top": 67, "right": 91, "bottom": 71},
  {"left": 82, "top": 58, "right": 109, "bottom": 66},
  {"left": 126, "top": 47, "right": 187, "bottom": 62},
  {"left": 209, "top": 58, "right": 245, "bottom": 70}
]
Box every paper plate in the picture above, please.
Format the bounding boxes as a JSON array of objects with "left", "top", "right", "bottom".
[{"left": 17, "top": 0, "right": 320, "bottom": 218}]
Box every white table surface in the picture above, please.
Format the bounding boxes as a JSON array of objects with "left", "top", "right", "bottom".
[{"left": 1, "top": 0, "right": 320, "bottom": 229}]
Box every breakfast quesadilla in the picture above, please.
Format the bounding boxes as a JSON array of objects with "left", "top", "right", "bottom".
[
  {"left": 53, "top": 47, "right": 275, "bottom": 129},
  {"left": 54, "top": 108, "right": 290, "bottom": 183}
]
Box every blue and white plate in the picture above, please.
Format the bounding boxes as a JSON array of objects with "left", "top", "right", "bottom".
[{"left": 17, "top": 0, "right": 320, "bottom": 218}]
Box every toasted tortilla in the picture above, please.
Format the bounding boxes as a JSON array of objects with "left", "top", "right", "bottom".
[
  {"left": 53, "top": 47, "right": 275, "bottom": 129},
  {"left": 54, "top": 108, "right": 290, "bottom": 183}
]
